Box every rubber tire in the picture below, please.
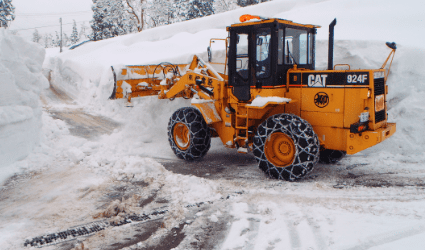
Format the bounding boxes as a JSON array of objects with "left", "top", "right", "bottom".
[
  {"left": 253, "top": 113, "right": 320, "bottom": 181},
  {"left": 168, "top": 107, "right": 211, "bottom": 160},
  {"left": 319, "top": 149, "right": 346, "bottom": 164}
]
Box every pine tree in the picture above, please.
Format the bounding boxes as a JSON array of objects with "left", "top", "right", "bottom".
[
  {"left": 70, "top": 20, "right": 79, "bottom": 45},
  {"left": 106, "top": 0, "right": 128, "bottom": 37},
  {"left": 32, "top": 29, "right": 40, "bottom": 43},
  {"left": 0, "top": 0, "right": 15, "bottom": 28},
  {"left": 90, "top": 0, "right": 105, "bottom": 41}
]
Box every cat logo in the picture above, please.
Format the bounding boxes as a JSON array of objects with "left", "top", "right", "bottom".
[
  {"left": 314, "top": 92, "right": 329, "bottom": 108},
  {"left": 308, "top": 74, "right": 328, "bottom": 87}
]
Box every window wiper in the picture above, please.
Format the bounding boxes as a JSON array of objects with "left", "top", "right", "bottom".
[{"left": 286, "top": 41, "right": 297, "bottom": 64}]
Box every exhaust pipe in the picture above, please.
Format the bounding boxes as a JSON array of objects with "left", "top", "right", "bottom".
[{"left": 328, "top": 18, "right": 337, "bottom": 70}]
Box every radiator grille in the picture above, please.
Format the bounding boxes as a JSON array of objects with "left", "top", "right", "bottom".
[
  {"left": 374, "top": 78, "right": 386, "bottom": 123},
  {"left": 375, "top": 110, "right": 386, "bottom": 123},
  {"left": 374, "top": 78, "right": 385, "bottom": 95}
]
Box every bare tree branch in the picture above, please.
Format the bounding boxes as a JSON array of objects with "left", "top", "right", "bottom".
[{"left": 125, "top": 0, "right": 143, "bottom": 32}]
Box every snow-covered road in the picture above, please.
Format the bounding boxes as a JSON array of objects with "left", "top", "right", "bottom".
[{"left": 1, "top": 84, "right": 425, "bottom": 250}]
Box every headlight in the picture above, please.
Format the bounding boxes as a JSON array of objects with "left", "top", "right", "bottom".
[{"left": 375, "top": 94, "right": 385, "bottom": 112}]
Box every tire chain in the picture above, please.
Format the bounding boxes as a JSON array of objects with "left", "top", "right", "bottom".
[
  {"left": 167, "top": 107, "right": 211, "bottom": 160},
  {"left": 253, "top": 113, "right": 319, "bottom": 181},
  {"left": 24, "top": 192, "right": 243, "bottom": 248}
]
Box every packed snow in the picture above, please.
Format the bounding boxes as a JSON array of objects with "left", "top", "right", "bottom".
[{"left": 1, "top": 0, "right": 425, "bottom": 249}]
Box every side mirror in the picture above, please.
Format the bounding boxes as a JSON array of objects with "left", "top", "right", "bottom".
[{"left": 207, "top": 46, "right": 212, "bottom": 62}]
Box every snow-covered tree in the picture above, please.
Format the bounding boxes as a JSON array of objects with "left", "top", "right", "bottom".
[
  {"left": 70, "top": 20, "right": 79, "bottom": 45},
  {"left": 0, "top": 0, "right": 15, "bottom": 28},
  {"left": 32, "top": 29, "right": 41, "bottom": 43},
  {"left": 213, "top": 0, "right": 238, "bottom": 13},
  {"left": 187, "top": 0, "right": 214, "bottom": 20},
  {"left": 63, "top": 33, "right": 70, "bottom": 47},
  {"left": 173, "top": 0, "right": 215, "bottom": 22},
  {"left": 44, "top": 33, "right": 54, "bottom": 48},
  {"left": 236, "top": 0, "right": 268, "bottom": 7},
  {"left": 55, "top": 31, "right": 60, "bottom": 47},
  {"left": 124, "top": 0, "right": 147, "bottom": 32},
  {"left": 91, "top": 0, "right": 134, "bottom": 40},
  {"left": 145, "top": 0, "right": 178, "bottom": 27},
  {"left": 79, "top": 22, "right": 89, "bottom": 41},
  {"left": 90, "top": 0, "right": 106, "bottom": 41}
]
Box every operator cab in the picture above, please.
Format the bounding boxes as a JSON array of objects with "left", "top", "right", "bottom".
[{"left": 227, "top": 16, "right": 319, "bottom": 101}]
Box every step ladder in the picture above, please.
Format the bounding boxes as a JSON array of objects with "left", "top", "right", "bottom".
[{"left": 235, "top": 105, "right": 250, "bottom": 153}]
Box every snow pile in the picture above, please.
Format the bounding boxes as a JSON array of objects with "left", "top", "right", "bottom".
[
  {"left": 248, "top": 96, "right": 291, "bottom": 107},
  {"left": 0, "top": 29, "right": 48, "bottom": 172}
]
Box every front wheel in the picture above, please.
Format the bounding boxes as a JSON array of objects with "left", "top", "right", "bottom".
[
  {"left": 253, "top": 114, "right": 320, "bottom": 181},
  {"left": 168, "top": 107, "right": 211, "bottom": 160}
]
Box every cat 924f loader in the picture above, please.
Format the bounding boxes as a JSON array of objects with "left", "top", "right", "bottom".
[{"left": 110, "top": 15, "right": 397, "bottom": 181}]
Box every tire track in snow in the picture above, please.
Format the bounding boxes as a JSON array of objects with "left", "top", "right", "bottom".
[
  {"left": 342, "top": 223, "right": 425, "bottom": 250},
  {"left": 284, "top": 217, "right": 301, "bottom": 249},
  {"left": 220, "top": 203, "right": 262, "bottom": 250},
  {"left": 304, "top": 214, "right": 329, "bottom": 250}
]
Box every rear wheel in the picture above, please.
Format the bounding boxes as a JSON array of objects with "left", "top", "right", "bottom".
[
  {"left": 253, "top": 114, "right": 320, "bottom": 181},
  {"left": 168, "top": 107, "right": 211, "bottom": 160}
]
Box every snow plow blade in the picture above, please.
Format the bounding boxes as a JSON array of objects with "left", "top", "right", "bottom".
[{"left": 110, "top": 63, "right": 190, "bottom": 101}]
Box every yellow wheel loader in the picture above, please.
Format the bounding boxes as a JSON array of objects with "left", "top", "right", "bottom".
[{"left": 110, "top": 15, "right": 397, "bottom": 181}]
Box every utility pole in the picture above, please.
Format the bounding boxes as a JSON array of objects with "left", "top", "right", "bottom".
[{"left": 60, "top": 18, "right": 63, "bottom": 53}]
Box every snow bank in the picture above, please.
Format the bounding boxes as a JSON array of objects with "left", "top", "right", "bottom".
[
  {"left": 0, "top": 29, "right": 48, "bottom": 177},
  {"left": 275, "top": 0, "right": 424, "bottom": 49}
]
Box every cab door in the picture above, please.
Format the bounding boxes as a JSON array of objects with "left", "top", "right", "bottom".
[
  {"left": 231, "top": 31, "right": 251, "bottom": 101},
  {"left": 229, "top": 26, "right": 273, "bottom": 101}
]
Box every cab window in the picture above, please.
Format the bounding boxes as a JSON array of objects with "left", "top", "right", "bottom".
[
  {"left": 284, "top": 28, "right": 312, "bottom": 65},
  {"left": 256, "top": 28, "right": 271, "bottom": 79},
  {"left": 236, "top": 33, "right": 249, "bottom": 79}
]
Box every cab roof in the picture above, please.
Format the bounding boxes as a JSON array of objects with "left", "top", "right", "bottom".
[{"left": 228, "top": 16, "right": 321, "bottom": 30}]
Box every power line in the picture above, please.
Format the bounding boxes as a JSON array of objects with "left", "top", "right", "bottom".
[
  {"left": 10, "top": 20, "right": 91, "bottom": 32},
  {"left": 16, "top": 10, "right": 92, "bottom": 17}
]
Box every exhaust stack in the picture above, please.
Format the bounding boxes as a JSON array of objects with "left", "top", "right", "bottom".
[{"left": 328, "top": 18, "right": 337, "bottom": 70}]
